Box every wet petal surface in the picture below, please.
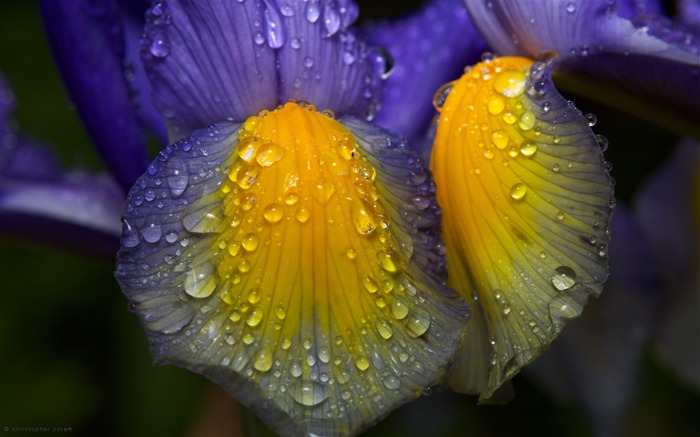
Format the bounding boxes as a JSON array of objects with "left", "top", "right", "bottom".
[
  {"left": 116, "top": 102, "right": 467, "bottom": 436},
  {"left": 431, "top": 56, "right": 615, "bottom": 400}
]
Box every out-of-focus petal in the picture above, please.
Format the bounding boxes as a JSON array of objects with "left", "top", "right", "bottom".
[
  {"left": 464, "top": 0, "right": 700, "bottom": 136},
  {"left": 367, "top": 0, "right": 487, "bottom": 142},
  {"left": 39, "top": 0, "right": 150, "bottom": 190},
  {"left": 526, "top": 206, "right": 663, "bottom": 436},
  {"left": 432, "top": 56, "right": 615, "bottom": 400},
  {"left": 276, "top": 1, "right": 384, "bottom": 120},
  {"left": 678, "top": 0, "right": 700, "bottom": 31},
  {"left": 0, "top": 170, "right": 124, "bottom": 258},
  {"left": 142, "top": 0, "right": 384, "bottom": 140},
  {"left": 116, "top": 103, "right": 468, "bottom": 436},
  {"left": 636, "top": 141, "right": 700, "bottom": 390}
]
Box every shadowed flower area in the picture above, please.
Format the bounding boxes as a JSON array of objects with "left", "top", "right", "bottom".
[{"left": 0, "top": 1, "right": 698, "bottom": 436}]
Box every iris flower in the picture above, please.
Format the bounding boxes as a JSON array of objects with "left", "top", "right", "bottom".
[{"left": 1, "top": 0, "right": 697, "bottom": 435}]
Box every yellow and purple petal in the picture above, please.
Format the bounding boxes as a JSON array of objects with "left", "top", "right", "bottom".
[
  {"left": 431, "top": 55, "right": 615, "bottom": 400},
  {"left": 116, "top": 102, "right": 468, "bottom": 435}
]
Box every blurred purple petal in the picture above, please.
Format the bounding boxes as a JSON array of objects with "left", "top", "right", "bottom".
[
  {"left": 367, "top": 0, "right": 487, "bottom": 142},
  {"left": 678, "top": 0, "right": 700, "bottom": 31},
  {"left": 0, "top": 169, "right": 124, "bottom": 259},
  {"left": 464, "top": 0, "right": 700, "bottom": 134},
  {"left": 276, "top": 1, "right": 384, "bottom": 120},
  {"left": 39, "top": 0, "right": 151, "bottom": 190},
  {"left": 527, "top": 205, "right": 663, "bottom": 436},
  {"left": 636, "top": 141, "right": 700, "bottom": 390}
]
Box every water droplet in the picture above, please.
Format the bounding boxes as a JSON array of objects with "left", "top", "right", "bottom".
[
  {"left": 518, "top": 111, "right": 536, "bottom": 131},
  {"left": 242, "top": 333, "right": 255, "bottom": 344},
  {"left": 244, "top": 115, "right": 261, "bottom": 132},
  {"left": 290, "top": 37, "right": 301, "bottom": 49},
  {"left": 236, "top": 164, "right": 259, "bottom": 189},
  {"left": 376, "top": 321, "right": 393, "bottom": 339},
  {"left": 263, "top": 203, "right": 284, "bottom": 223},
  {"left": 391, "top": 300, "right": 409, "bottom": 320},
  {"left": 596, "top": 134, "right": 609, "bottom": 151},
  {"left": 377, "top": 247, "right": 399, "bottom": 272},
  {"left": 237, "top": 259, "right": 251, "bottom": 273},
  {"left": 167, "top": 167, "right": 189, "bottom": 197},
  {"left": 323, "top": 5, "right": 341, "bottom": 36},
  {"left": 383, "top": 375, "right": 401, "bottom": 390},
  {"left": 312, "top": 180, "right": 335, "bottom": 204},
  {"left": 345, "top": 248, "right": 357, "bottom": 260},
  {"left": 256, "top": 143, "right": 285, "bottom": 166},
  {"left": 493, "top": 70, "right": 526, "bottom": 97},
  {"left": 296, "top": 206, "right": 311, "bottom": 223},
  {"left": 483, "top": 149, "right": 495, "bottom": 160},
  {"left": 406, "top": 311, "right": 431, "bottom": 337},
  {"left": 566, "top": 2, "right": 577, "bottom": 13},
  {"left": 355, "top": 356, "right": 370, "bottom": 371},
  {"left": 487, "top": 95, "right": 505, "bottom": 114},
  {"left": 253, "top": 348, "right": 273, "bottom": 372},
  {"left": 237, "top": 137, "right": 261, "bottom": 162},
  {"left": 492, "top": 130, "right": 509, "bottom": 149},
  {"left": 305, "top": 1, "right": 320, "bottom": 23},
  {"left": 351, "top": 200, "right": 378, "bottom": 235},
  {"left": 520, "top": 142, "right": 538, "bottom": 156},
  {"left": 284, "top": 192, "right": 300, "bottom": 205},
  {"left": 551, "top": 266, "right": 577, "bottom": 291},
  {"left": 585, "top": 113, "right": 597, "bottom": 127},
  {"left": 142, "top": 223, "right": 163, "bottom": 243},
  {"left": 247, "top": 288, "right": 261, "bottom": 304},
  {"left": 149, "top": 34, "right": 170, "bottom": 58},
  {"left": 184, "top": 264, "right": 217, "bottom": 298},
  {"left": 242, "top": 233, "right": 259, "bottom": 252},
  {"left": 121, "top": 219, "right": 141, "bottom": 248},
  {"left": 433, "top": 81, "right": 455, "bottom": 111},
  {"left": 292, "top": 381, "right": 328, "bottom": 406},
  {"left": 509, "top": 183, "right": 528, "bottom": 201},
  {"left": 246, "top": 307, "right": 264, "bottom": 327},
  {"left": 229, "top": 309, "right": 242, "bottom": 322},
  {"left": 362, "top": 275, "right": 379, "bottom": 293},
  {"left": 263, "top": 3, "right": 286, "bottom": 48},
  {"left": 337, "top": 137, "right": 355, "bottom": 160}
]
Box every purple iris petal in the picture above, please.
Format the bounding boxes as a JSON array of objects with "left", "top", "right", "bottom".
[
  {"left": 39, "top": 0, "right": 151, "bottom": 191},
  {"left": 276, "top": 1, "right": 383, "bottom": 119},
  {"left": 636, "top": 141, "right": 700, "bottom": 390},
  {"left": 464, "top": 0, "right": 700, "bottom": 131},
  {"left": 678, "top": 0, "right": 700, "bottom": 31},
  {"left": 141, "top": 0, "right": 384, "bottom": 139},
  {"left": 526, "top": 205, "right": 663, "bottom": 436},
  {"left": 367, "top": 0, "right": 487, "bottom": 142}
]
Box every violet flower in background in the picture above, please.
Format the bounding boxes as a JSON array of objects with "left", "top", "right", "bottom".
[{"left": 0, "top": 0, "right": 698, "bottom": 436}]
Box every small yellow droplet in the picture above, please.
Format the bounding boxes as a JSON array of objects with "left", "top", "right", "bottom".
[
  {"left": 502, "top": 111, "right": 517, "bottom": 125},
  {"left": 244, "top": 115, "right": 262, "bottom": 132},
  {"left": 284, "top": 192, "right": 300, "bottom": 205},
  {"left": 237, "top": 137, "right": 261, "bottom": 162},
  {"left": 236, "top": 164, "right": 259, "bottom": 189},
  {"left": 337, "top": 137, "right": 356, "bottom": 160},
  {"left": 275, "top": 305, "right": 286, "bottom": 320},
  {"left": 520, "top": 142, "right": 538, "bottom": 156},
  {"left": 242, "top": 233, "right": 259, "bottom": 252},
  {"left": 376, "top": 321, "right": 393, "bottom": 339},
  {"left": 556, "top": 211, "right": 565, "bottom": 221},
  {"left": 518, "top": 110, "right": 536, "bottom": 131},
  {"left": 351, "top": 200, "right": 378, "bottom": 235},
  {"left": 237, "top": 259, "right": 251, "bottom": 273},
  {"left": 507, "top": 147, "right": 519, "bottom": 158},
  {"left": 391, "top": 300, "right": 409, "bottom": 320},
  {"left": 377, "top": 247, "right": 399, "bottom": 272},
  {"left": 483, "top": 149, "right": 494, "bottom": 160},
  {"left": 311, "top": 180, "right": 335, "bottom": 204},
  {"left": 242, "top": 333, "right": 255, "bottom": 345},
  {"left": 355, "top": 356, "right": 370, "bottom": 371},
  {"left": 263, "top": 203, "right": 284, "bottom": 223},
  {"left": 296, "top": 206, "right": 311, "bottom": 223},
  {"left": 256, "top": 143, "right": 285, "bottom": 167},
  {"left": 247, "top": 288, "right": 261, "bottom": 304},
  {"left": 375, "top": 296, "right": 387, "bottom": 308},
  {"left": 229, "top": 309, "right": 242, "bottom": 322},
  {"left": 492, "top": 130, "right": 509, "bottom": 149},
  {"left": 487, "top": 95, "right": 505, "bottom": 114},
  {"left": 246, "top": 307, "right": 264, "bottom": 327},
  {"left": 509, "top": 183, "right": 528, "bottom": 201},
  {"left": 240, "top": 193, "right": 255, "bottom": 211},
  {"left": 493, "top": 70, "right": 526, "bottom": 97},
  {"left": 253, "top": 348, "right": 273, "bottom": 372},
  {"left": 362, "top": 275, "right": 379, "bottom": 293},
  {"left": 345, "top": 248, "right": 357, "bottom": 260}
]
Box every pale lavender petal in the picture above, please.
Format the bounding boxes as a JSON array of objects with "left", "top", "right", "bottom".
[
  {"left": 276, "top": 0, "right": 384, "bottom": 120},
  {"left": 367, "top": 0, "right": 487, "bottom": 142},
  {"left": 464, "top": 0, "right": 700, "bottom": 130},
  {"left": 141, "top": 0, "right": 278, "bottom": 139}
]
